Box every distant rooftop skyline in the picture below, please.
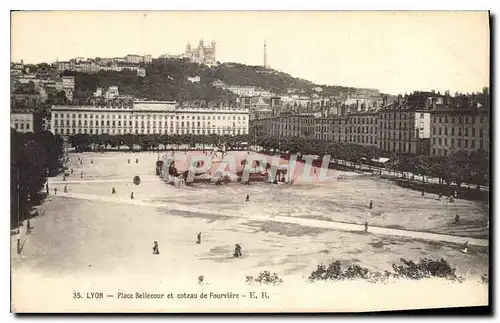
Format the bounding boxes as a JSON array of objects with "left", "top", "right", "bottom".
[{"left": 11, "top": 11, "right": 489, "bottom": 95}]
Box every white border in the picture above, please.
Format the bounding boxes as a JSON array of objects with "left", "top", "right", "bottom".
[{"left": 2, "top": 1, "right": 496, "bottom": 322}]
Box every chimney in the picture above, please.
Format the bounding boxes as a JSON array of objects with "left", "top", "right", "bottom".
[
  {"left": 425, "top": 98, "right": 430, "bottom": 110},
  {"left": 382, "top": 96, "right": 387, "bottom": 107},
  {"left": 397, "top": 95, "right": 403, "bottom": 106},
  {"left": 356, "top": 100, "right": 361, "bottom": 111},
  {"left": 432, "top": 98, "right": 436, "bottom": 110}
]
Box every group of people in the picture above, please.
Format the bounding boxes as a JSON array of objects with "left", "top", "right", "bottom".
[{"left": 152, "top": 233, "right": 244, "bottom": 258}]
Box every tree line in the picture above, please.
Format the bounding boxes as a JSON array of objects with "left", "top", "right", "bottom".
[
  {"left": 68, "top": 133, "right": 253, "bottom": 152},
  {"left": 260, "top": 135, "right": 488, "bottom": 189},
  {"left": 66, "top": 131, "right": 488, "bottom": 190},
  {"left": 11, "top": 129, "right": 64, "bottom": 229}
]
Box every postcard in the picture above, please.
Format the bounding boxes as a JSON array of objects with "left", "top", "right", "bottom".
[{"left": 10, "top": 10, "right": 490, "bottom": 313}]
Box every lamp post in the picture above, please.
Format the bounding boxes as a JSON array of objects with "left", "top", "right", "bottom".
[
  {"left": 16, "top": 167, "right": 20, "bottom": 254},
  {"left": 26, "top": 190, "right": 31, "bottom": 234}
]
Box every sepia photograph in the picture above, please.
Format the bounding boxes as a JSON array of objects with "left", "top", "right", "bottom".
[{"left": 9, "top": 10, "right": 490, "bottom": 313}]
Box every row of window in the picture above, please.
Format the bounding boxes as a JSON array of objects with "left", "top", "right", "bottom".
[
  {"left": 315, "top": 120, "right": 346, "bottom": 126},
  {"left": 432, "top": 138, "right": 485, "bottom": 149},
  {"left": 378, "top": 121, "right": 417, "bottom": 130},
  {"left": 53, "top": 128, "right": 248, "bottom": 135},
  {"left": 380, "top": 113, "right": 425, "bottom": 120},
  {"left": 380, "top": 131, "right": 416, "bottom": 141},
  {"left": 54, "top": 113, "right": 247, "bottom": 121},
  {"left": 432, "top": 127, "right": 485, "bottom": 137},
  {"left": 13, "top": 123, "right": 31, "bottom": 130},
  {"left": 432, "top": 115, "right": 486, "bottom": 124},
  {"left": 54, "top": 120, "right": 246, "bottom": 128},
  {"left": 348, "top": 135, "right": 378, "bottom": 145},
  {"left": 349, "top": 118, "right": 377, "bottom": 125}
]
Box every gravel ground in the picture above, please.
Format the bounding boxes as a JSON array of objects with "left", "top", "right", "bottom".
[{"left": 11, "top": 151, "right": 489, "bottom": 312}]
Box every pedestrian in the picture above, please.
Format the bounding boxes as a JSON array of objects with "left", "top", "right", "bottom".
[
  {"left": 54, "top": 187, "right": 58, "bottom": 195},
  {"left": 63, "top": 175, "right": 66, "bottom": 181},
  {"left": 152, "top": 241, "right": 160, "bottom": 255},
  {"left": 421, "top": 189, "right": 425, "bottom": 196},
  {"left": 71, "top": 168, "right": 74, "bottom": 174},
  {"left": 81, "top": 172, "right": 83, "bottom": 178},
  {"left": 462, "top": 241, "right": 468, "bottom": 254},
  {"left": 136, "top": 158, "right": 139, "bottom": 164},
  {"left": 233, "top": 244, "right": 243, "bottom": 258},
  {"left": 438, "top": 193, "right": 442, "bottom": 201},
  {"left": 369, "top": 200, "right": 373, "bottom": 209},
  {"left": 197, "top": 232, "right": 202, "bottom": 244},
  {"left": 64, "top": 185, "right": 68, "bottom": 193},
  {"left": 80, "top": 160, "right": 82, "bottom": 165},
  {"left": 91, "top": 160, "right": 94, "bottom": 164},
  {"left": 128, "top": 159, "right": 130, "bottom": 164},
  {"left": 449, "top": 196, "right": 455, "bottom": 203},
  {"left": 246, "top": 194, "right": 250, "bottom": 202},
  {"left": 112, "top": 187, "right": 116, "bottom": 195},
  {"left": 364, "top": 221, "right": 368, "bottom": 232},
  {"left": 46, "top": 183, "right": 49, "bottom": 194},
  {"left": 130, "top": 192, "right": 134, "bottom": 200},
  {"left": 454, "top": 214, "right": 460, "bottom": 225}
]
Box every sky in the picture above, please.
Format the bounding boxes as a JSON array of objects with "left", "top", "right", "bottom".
[{"left": 11, "top": 11, "right": 490, "bottom": 95}]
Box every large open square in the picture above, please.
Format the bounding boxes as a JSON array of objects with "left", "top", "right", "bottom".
[{"left": 11, "top": 151, "right": 489, "bottom": 311}]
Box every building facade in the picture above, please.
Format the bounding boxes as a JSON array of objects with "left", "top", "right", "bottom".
[
  {"left": 11, "top": 112, "right": 35, "bottom": 133},
  {"left": 62, "top": 76, "right": 75, "bottom": 101},
  {"left": 429, "top": 107, "right": 489, "bottom": 157},
  {"left": 259, "top": 114, "right": 315, "bottom": 140},
  {"left": 346, "top": 111, "right": 378, "bottom": 147},
  {"left": 50, "top": 101, "right": 249, "bottom": 137},
  {"left": 378, "top": 107, "right": 431, "bottom": 155}
]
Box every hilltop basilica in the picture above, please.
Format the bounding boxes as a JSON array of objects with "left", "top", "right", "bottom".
[{"left": 184, "top": 39, "right": 216, "bottom": 66}]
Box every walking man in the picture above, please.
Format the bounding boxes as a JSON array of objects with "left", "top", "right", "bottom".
[
  {"left": 197, "top": 232, "right": 202, "bottom": 244},
  {"left": 54, "top": 187, "right": 58, "bottom": 195},
  {"left": 128, "top": 159, "right": 130, "bottom": 164},
  {"left": 246, "top": 194, "right": 250, "bottom": 202},
  {"left": 153, "top": 241, "right": 160, "bottom": 255},
  {"left": 421, "top": 189, "right": 425, "bottom": 196},
  {"left": 233, "top": 244, "right": 243, "bottom": 258},
  {"left": 130, "top": 192, "right": 134, "bottom": 200},
  {"left": 364, "top": 221, "right": 368, "bottom": 233},
  {"left": 81, "top": 172, "right": 83, "bottom": 179},
  {"left": 136, "top": 158, "right": 139, "bottom": 164},
  {"left": 46, "top": 183, "right": 49, "bottom": 195},
  {"left": 112, "top": 187, "right": 116, "bottom": 195},
  {"left": 454, "top": 214, "right": 460, "bottom": 225},
  {"left": 369, "top": 200, "right": 373, "bottom": 209},
  {"left": 64, "top": 185, "right": 68, "bottom": 193}
]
